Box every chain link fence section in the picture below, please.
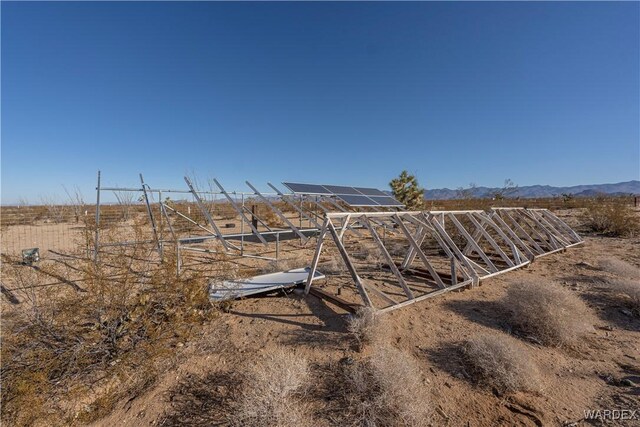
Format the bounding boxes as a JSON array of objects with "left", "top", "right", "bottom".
[{"left": 0, "top": 204, "right": 96, "bottom": 258}]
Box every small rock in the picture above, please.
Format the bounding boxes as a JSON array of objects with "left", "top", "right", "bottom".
[
  {"left": 620, "top": 309, "right": 633, "bottom": 316},
  {"left": 339, "top": 356, "right": 355, "bottom": 366},
  {"left": 620, "top": 378, "right": 636, "bottom": 387}
]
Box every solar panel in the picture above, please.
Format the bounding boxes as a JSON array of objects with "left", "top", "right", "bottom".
[
  {"left": 369, "top": 196, "right": 404, "bottom": 207},
  {"left": 354, "top": 187, "right": 388, "bottom": 197},
  {"left": 282, "top": 182, "right": 332, "bottom": 195},
  {"left": 335, "top": 194, "right": 378, "bottom": 206},
  {"left": 323, "top": 185, "right": 361, "bottom": 195},
  {"left": 282, "top": 181, "right": 404, "bottom": 208}
]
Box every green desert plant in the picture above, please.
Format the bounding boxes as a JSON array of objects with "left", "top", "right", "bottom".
[{"left": 390, "top": 170, "right": 426, "bottom": 211}]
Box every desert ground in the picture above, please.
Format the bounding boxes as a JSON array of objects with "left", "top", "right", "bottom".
[{"left": 1, "top": 201, "right": 639, "bottom": 426}]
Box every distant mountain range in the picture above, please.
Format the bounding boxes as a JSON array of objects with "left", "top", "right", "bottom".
[{"left": 424, "top": 180, "right": 640, "bottom": 200}]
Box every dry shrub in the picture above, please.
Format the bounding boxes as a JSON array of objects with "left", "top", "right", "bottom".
[
  {"left": 504, "top": 280, "right": 595, "bottom": 347},
  {"left": 610, "top": 280, "right": 640, "bottom": 312},
  {"left": 581, "top": 198, "right": 639, "bottom": 237},
  {"left": 459, "top": 334, "right": 541, "bottom": 395},
  {"left": 354, "top": 243, "right": 385, "bottom": 268},
  {"left": 1, "top": 245, "right": 213, "bottom": 426},
  {"left": 598, "top": 258, "right": 640, "bottom": 312},
  {"left": 319, "top": 256, "right": 341, "bottom": 274},
  {"left": 339, "top": 346, "right": 431, "bottom": 426},
  {"left": 231, "top": 349, "right": 311, "bottom": 427},
  {"left": 598, "top": 257, "right": 640, "bottom": 279},
  {"left": 258, "top": 206, "right": 285, "bottom": 228},
  {"left": 260, "top": 255, "right": 306, "bottom": 274},
  {"left": 348, "top": 307, "right": 384, "bottom": 350}
]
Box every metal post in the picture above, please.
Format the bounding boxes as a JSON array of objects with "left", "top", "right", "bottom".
[
  {"left": 94, "top": 170, "right": 101, "bottom": 263},
  {"left": 176, "top": 242, "right": 181, "bottom": 277},
  {"left": 276, "top": 232, "right": 280, "bottom": 260},
  {"left": 241, "top": 193, "right": 245, "bottom": 255},
  {"left": 140, "top": 174, "right": 163, "bottom": 259}
]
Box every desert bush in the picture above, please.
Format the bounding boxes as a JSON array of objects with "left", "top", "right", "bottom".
[
  {"left": 598, "top": 258, "right": 640, "bottom": 312},
  {"left": 231, "top": 349, "right": 311, "bottom": 427},
  {"left": 319, "top": 256, "right": 341, "bottom": 274},
  {"left": 581, "top": 198, "right": 639, "bottom": 237},
  {"left": 459, "top": 334, "right": 541, "bottom": 395},
  {"left": 257, "top": 205, "right": 285, "bottom": 228},
  {"left": 347, "top": 307, "right": 384, "bottom": 350},
  {"left": 1, "top": 247, "right": 213, "bottom": 426},
  {"left": 503, "top": 280, "right": 595, "bottom": 347},
  {"left": 609, "top": 280, "right": 640, "bottom": 312},
  {"left": 40, "top": 195, "right": 68, "bottom": 223},
  {"left": 339, "top": 346, "right": 431, "bottom": 426},
  {"left": 354, "top": 243, "right": 385, "bottom": 268},
  {"left": 598, "top": 257, "right": 640, "bottom": 279},
  {"left": 261, "top": 255, "right": 306, "bottom": 274}
]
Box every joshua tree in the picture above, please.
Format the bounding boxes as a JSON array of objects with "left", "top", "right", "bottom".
[{"left": 389, "top": 171, "right": 425, "bottom": 210}]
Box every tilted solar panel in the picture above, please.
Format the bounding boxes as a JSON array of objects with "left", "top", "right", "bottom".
[
  {"left": 354, "top": 187, "right": 388, "bottom": 197},
  {"left": 323, "top": 185, "right": 361, "bottom": 195},
  {"left": 369, "top": 196, "right": 404, "bottom": 207},
  {"left": 335, "top": 194, "right": 378, "bottom": 206},
  {"left": 282, "top": 181, "right": 404, "bottom": 207},
  {"left": 282, "top": 182, "right": 332, "bottom": 195}
]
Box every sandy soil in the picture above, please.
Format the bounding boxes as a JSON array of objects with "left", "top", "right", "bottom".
[{"left": 94, "top": 233, "right": 640, "bottom": 427}]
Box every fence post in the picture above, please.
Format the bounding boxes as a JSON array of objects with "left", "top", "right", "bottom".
[{"left": 94, "top": 170, "right": 101, "bottom": 263}]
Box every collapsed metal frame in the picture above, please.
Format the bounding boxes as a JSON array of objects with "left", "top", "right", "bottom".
[{"left": 304, "top": 208, "right": 583, "bottom": 313}]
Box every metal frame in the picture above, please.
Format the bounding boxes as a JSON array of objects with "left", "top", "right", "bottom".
[{"left": 304, "top": 208, "right": 582, "bottom": 313}]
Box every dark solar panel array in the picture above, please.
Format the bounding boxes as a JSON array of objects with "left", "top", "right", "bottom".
[{"left": 282, "top": 182, "right": 404, "bottom": 207}]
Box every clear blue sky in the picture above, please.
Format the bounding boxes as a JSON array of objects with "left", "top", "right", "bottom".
[{"left": 2, "top": 1, "right": 639, "bottom": 204}]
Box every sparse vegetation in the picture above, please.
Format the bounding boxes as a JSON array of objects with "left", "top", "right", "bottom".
[
  {"left": 598, "top": 258, "right": 640, "bottom": 312},
  {"left": 581, "top": 197, "right": 639, "bottom": 237},
  {"left": 319, "top": 256, "right": 341, "bottom": 274},
  {"left": 503, "top": 280, "right": 595, "bottom": 347},
  {"left": 598, "top": 257, "right": 640, "bottom": 279},
  {"left": 231, "top": 349, "right": 312, "bottom": 427},
  {"left": 0, "top": 243, "right": 213, "bottom": 426},
  {"left": 261, "top": 255, "right": 306, "bottom": 274},
  {"left": 336, "top": 346, "right": 431, "bottom": 426},
  {"left": 459, "top": 334, "right": 541, "bottom": 395},
  {"left": 354, "top": 242, "right": 385, "bottom": 268},
  {"left": 347, "top": 306, "right": 384, "bottom": 350}
]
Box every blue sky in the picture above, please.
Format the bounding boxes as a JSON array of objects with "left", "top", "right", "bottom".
[{"left": 2, "top": 1, "right": 638, "bottom": 204}]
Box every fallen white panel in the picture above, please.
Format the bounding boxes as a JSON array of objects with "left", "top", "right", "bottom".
[{"left": 209, "top": 267, "right": 325, "bottom": 302}]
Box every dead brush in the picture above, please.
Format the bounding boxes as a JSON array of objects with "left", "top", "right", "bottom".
[
  {"left": 353, "top": 242, "right": 385, "bottom": 269},
  {"left": 459, "top": 333, "right": 542, "bottom": 395},
  {"left": 580, "top": 197, "right": 639, "bottom": 237},
  {"left": 337, "top": 346, "right": 431, "bottom": 426},
  {"left": 231, "top": 348, "right": 312, "bottom": 427},
  {"left": 598, "top": 258, "right": 640, "bottom": 312},
  {"left": 319, "top": 256, "right": 341, "bottom": 274},
  {"left": 503, "top": 280, "right": 595, "bottom": 348},
  {"left": 261, "top": 255, "right": 306, "bottom": 274},
  {"left": 1, "top": 237, "right": 213, "bottom": 426},
  {"left": 598, "top": 257, "right": 640, "bottom": 279},
  {"left": 347, "top": 307, "right": 385, "bottom": 350}
]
